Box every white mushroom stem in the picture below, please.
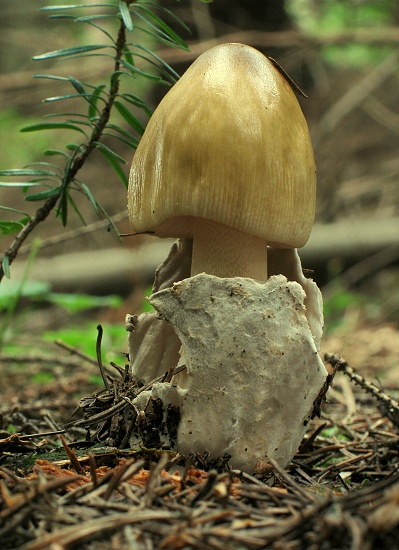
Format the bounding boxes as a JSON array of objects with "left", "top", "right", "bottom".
[{"left": 191, "top": 218, "right": 268, "bottom": 279}]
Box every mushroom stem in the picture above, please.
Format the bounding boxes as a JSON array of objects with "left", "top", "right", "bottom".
[{"left": 191, "top": 218, "right": 268, "bottom": 280}]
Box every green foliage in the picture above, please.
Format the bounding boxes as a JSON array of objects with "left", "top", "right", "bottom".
[
  {"left": 0, "top": 279, "right": 52, "bottom": 310},
  {"left": 6, "top": 424, "right": 18, "bottom": 435},
  {"left": 42, "top": 321, "right": 127, "bottom": 362},
  {"left": 0, "top": 0, "right": 190, "bottom": 282},
  {"left": 323, "top": 285, "right": 365, "bottom": 333},
  {"left": 287, "top": 0, "right": 396, "bottom": 67},
  {"left": 46, "top": 292, "right": 122, "bottom": 313},
  {"left": 0, "top": 282, "right": 122, "bottom": 314},
  {"left": 31, "top": 371, "right": 55, "bottom": 385},
  {"left": 320, "top": 425, "right": 351, "bottom": 442},
  {"left": 0, "top": 240, "right": 42, "bottom": 350},
  {"left": 1, "top": 275, "right": 150, "bottom": 352},
  {"left": 1, "top": 285, "right": 125, "bottom": 370},
  {"left": 323, "top": 270, "right": 399, "bottom": 333},
  {"left": 142, "top": 284, "right": 154, "bottom": 312}
]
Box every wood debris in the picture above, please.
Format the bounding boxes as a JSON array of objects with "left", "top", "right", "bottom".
[{"left": 1, "top": 349, "right": 398, "bottom": 548}]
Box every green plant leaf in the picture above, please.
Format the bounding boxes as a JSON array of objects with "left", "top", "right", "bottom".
[
  {"left": 105, "top": 123, "right": 139, "bottom": 148},
  {"left": 2, "top": 255, "right": 10, "bottom": 279},
  {"left": 104, "top": 131, "right": 138, "bottom": 149},
  {"left": 0, "top": 205, "right": 31, "bottom": 216},
  {"left": 66, "top": 144, "right": 83, "bottom": 154},
  {"left": 118, "top": 93, "right": 152, "bottom": 117},
  {"left": 88, "top": 84, "right": 106, "bottom": 119},
  {"left": 119, "top": 1, "right": 133, "bottom": 31},
  {"left": 43, "top": 149, "right": 71, "bottom": 158},
  {"left": 64, "top": 118, "right": 93, "bottom": 128},
  {"left": 34, "top": 74, "right": 70, "bottom": 82},
  {"left": 127, "top": 51, "right": 177, "bottom": 83},
  {"left": 98, "top": 204, "right": 121, "bottom": 240},
  {"left": 47, "top": 14, "right": 75, "bottom": 21},
  {"left": 0, "top": 182, "right": 51, "bottom": 188},
  {"left": 25, "top": 161, "right": 61, "bottom": 173},
  {"left": 0, "top": 220, "right": 30, "bottom": 236},
  {"left": 123, "top": 46, "right": 135, "bottom": 67},
  {"left": 119, "top": 59, "right": 164, "bottom": 81},
  {"left": 0, "top": 169, "right": 57, "bottom": 177},
  {"left": 25, "top": 187, "right": 61, "bottom": 202},
  {"left": 80, "top": 182, "right": 100, "bottom": 215},
  {"left": 40, "top": 4, "right": 115, "bottom": 10},
  {"left": 114, "top": 100, "right": 145, "bottom": 135},
  {"left": 139, "top": 1, "right": 191, "bottom": 35},
  {"left": 96, "top": 143, "right": 128, "bottom": 187},
  {"left": 105, "top": 121, "right": 139, "bottom": 140},
  {"left": 75, "top": 14, "right": 118, "bottom": 22},
  {"left": 69, "top": 76, "right": 87, "bottom": 96},
  {"left": 67, "top": 191, "right": 87, "bottom": 226},
  {"left": 20, "top": 122, "right": 87, "bottom": 135},
  {"left": 131, "top": 43, "right": 180, "bottom": 81},
  {"left": 131, "top": 4, "right": 188, "bottom": 49},
  {"left": 42, "top": 113, "right": 92, "bottom": 125},
  {"left": 133, "top": 24, "right": 187, "bottom": 52},
  {"left": 44, "top": 93, "right": 91, "bottom": 103},
  {"left": 33, "top": 44, "right": 109, "bottom": 61},
  {"left": 96, "top": 142, "right": 126, "bottom": 164},
  {"left": 58, "top": 189, "right": 68, "bottom": 226}
]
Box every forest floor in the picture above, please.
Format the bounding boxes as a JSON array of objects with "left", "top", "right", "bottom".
[{"left": 1, "top": 311, "right": 399, "bottom": 549}]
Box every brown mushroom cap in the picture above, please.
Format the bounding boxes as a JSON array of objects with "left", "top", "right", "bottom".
[{"left": 128, "top": 42, "right": 316, "bottom": 249}]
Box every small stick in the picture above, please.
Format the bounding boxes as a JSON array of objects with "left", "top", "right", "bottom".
[
  {"left": 88, "top": 453, "right": 98, "bottom": 488},
  {"left": 190, "top": 470, "right": 219, "bottom": 507},
  {"left": 269, "top": 459, "right": 316, "bottom": 504},
  {"left": 19, "top": 430, "right": 65, "bottom": 440},
  {"left": 60, "top": 435, "right": 85, "bottom": 475},
  {"left": 268, "top": 56, "right": 308, "bottom": 98},
  {"left": 96, "top": 324, "right": 110, "bottom": 391},
  {"left": 325, "top": 354, "right": 399, "bottom": 428},
  {"left": 65, "top": 365, "right": 188, "bottom": 429},
  {"left": 145, "top": 453, "right": 169, "bottom": 507},
  {"left": 55, "top": 339, "right": 98, "bottom": 366},
  {"left": 103, "top": 459, "right": 135, "bottom": 501}
]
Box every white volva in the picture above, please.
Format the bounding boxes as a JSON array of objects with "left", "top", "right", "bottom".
[{"left": 127, "top": 246, "right": 327, "bottom": 472}]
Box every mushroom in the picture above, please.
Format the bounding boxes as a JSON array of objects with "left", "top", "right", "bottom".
[
  {"left": 126, "top": 43, "right": 328, "bottom": 471},
  {"left": 128, "top": 42, "right": 316, "bottom": 280}
]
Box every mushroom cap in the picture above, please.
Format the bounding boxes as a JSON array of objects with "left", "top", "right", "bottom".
[{"left": 128, "top": 43, "right": 316, "bottom": 248}]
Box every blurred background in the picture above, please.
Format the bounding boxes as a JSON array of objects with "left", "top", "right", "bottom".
[{"left": 0, "top": 0, "right": 399, "bottom": 368}]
